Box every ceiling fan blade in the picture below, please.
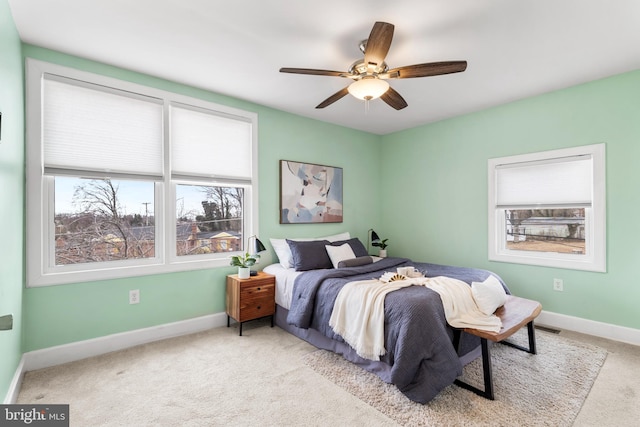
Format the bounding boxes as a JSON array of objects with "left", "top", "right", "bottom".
[
  {"left": 364, "top": 22, "right": 394, "bottom": 69},
  {"left": 385, "top": 61, "right": 467, "bottom": 79},
  {"left": 316, "top": 87, "right": 350, "bottom": 109},
  {"left": 380, "top": 87, "right": 408, "bottom": 110},
  {"left": 280, "top": 67, "right": 346, "bottom": 77}
]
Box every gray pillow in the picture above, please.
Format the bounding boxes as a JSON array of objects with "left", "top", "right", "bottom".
[
  {"left": 331, "top": 238, "right": 369, "bottom": 257},
  {"left": 337, "top": 256, "right": 374, "bottom": 268},
  {"left": 286, "top": 239, "right": 332, "bottom": 271}
]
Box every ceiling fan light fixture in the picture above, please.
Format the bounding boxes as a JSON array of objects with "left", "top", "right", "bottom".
[{"left": 348, "top": 78, "right": 389, "bottom": 101}]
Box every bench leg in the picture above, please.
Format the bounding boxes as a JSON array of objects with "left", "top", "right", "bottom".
[
  {"left": 454, "top": 321, "right": 538, "bottom": 400},
  {"left": 454, "top": 338, "right": 495, "bottom": 400},
  {"left": 501, "top": 320, "right": 537, "bottom": 354},
  {"left": 528, "top": 321, "right": 537, "bottom": 354}
]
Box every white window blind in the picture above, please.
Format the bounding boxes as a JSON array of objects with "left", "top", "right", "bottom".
[
  {"left": 496, "top": 155, "right": 593, "bottom": 208},
  {"left": 43, "top": 76, "right": 164, "bottom": 177},
  {"left": 170, "top": 104, "right": 252, "bottom": 181}
]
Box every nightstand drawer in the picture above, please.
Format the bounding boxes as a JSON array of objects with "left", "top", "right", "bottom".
[
  {"left": 238, "top": 299, "right": 274, "bottom": 322},
  {"left": 240, "top": 282, "right": 274, "bottom": 299}
]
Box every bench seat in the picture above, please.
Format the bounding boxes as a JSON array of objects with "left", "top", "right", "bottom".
[{"left": 453, "top": 295, "right": 542, "bottom": 400}]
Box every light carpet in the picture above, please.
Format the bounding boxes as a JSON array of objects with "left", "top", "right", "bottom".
[
  {"left": 17, "top": 325, "right": 394, "bottom": 426},
  {"left": 303, "top": 329, "right": 607, "bottom": 427}
]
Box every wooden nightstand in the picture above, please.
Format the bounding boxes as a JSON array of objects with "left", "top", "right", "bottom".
[{"left": 226, "top": 271, "right": 276, "bottom": 336}]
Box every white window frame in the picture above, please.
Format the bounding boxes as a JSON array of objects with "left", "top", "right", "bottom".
[
  {"left": 488, "top": 143, "right": 606, "bottom": 272},
  {"left": 26, "top": 59, "right": 259, "bottom": 287}
]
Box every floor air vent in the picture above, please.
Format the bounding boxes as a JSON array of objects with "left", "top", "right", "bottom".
[{"left": 535, "top": 325, "right": 561, "bottom": 334}]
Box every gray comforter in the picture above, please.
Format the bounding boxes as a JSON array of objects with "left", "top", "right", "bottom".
[{"left": 287, "top": 257, "right": 508, "bottom": 403}]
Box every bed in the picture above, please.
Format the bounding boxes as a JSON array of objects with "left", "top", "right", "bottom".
[{"left": 264, "top": 234, "right": 510, "bottom": 404}]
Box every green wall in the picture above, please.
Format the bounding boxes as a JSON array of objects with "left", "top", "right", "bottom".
[
  {"left": 3, "top": 1, "right": 640, "bottom": 402},
  {"left": 0, "top": 0, "right": 24, "bottom": 401},
  {"left": 381, "top": 70, "right": 640, "bottom": 330},
  {"left": 20, "top": 45, "right": 381, "bottom": 352}
]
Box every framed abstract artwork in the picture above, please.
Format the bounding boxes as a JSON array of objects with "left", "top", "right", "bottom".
[{"left": 280, "top": 160, "right": 343, "bottom": 224}]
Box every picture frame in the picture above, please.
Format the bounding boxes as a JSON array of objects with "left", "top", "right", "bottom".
[{"left": 280, "top": 160, "right": 343, "bottom": 224}]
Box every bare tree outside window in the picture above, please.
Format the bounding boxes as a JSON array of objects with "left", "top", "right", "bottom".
[
  {"left": 54, "top": 179, "right": 247, "bottom": 264},
  {"left": 54, "top": 178, "right": 156, "bottom": 265}
]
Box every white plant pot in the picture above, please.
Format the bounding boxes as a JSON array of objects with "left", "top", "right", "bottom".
[
  {"left": 379, "top": 249, "right": 387, "bottom": 258},
  {"left": 238, "top": 267, "right": 250, "bottom": 279}
]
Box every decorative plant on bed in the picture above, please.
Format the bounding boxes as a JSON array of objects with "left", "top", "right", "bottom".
[
  {"left": 230, "top": 252, "right": 259, "bottom": 279},
  {"left": 372, "top": 237, "right": 389, "bottom": 258}
]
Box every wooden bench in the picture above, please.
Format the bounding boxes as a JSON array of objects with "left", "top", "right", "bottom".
[{"left": 453, "top": 295, "right": 543, "bottom": 400}]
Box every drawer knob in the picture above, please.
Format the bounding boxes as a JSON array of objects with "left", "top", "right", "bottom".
[
  {"left": 257, "top": 305, "right": 261, "bottom": 310},
  {"left": 257, "top": 287, "right": 261, "bottom": 290}
]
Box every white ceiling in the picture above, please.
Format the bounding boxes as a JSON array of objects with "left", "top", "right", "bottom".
[{"left": 8, "top": 0, "right": 640, "bottom": 135}]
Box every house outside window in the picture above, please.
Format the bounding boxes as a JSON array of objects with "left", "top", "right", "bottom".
[
  {"left": 488, "top": 143, "right": 606, "bottom": 272},
  {"left": 26, "top": 59, "right": 258, "bottom": 287}
]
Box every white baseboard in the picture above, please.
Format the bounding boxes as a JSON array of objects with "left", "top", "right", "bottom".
[
  {"left": 3, "top": 356, "right": 26, "bottom": 404},
  {"left": 22, "top": 312, "right": 227, "bottom": 372},
  {"left": 537, "top": 310, "right": 640, "bottom": 346}
]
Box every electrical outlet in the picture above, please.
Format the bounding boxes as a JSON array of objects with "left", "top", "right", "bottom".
[
  {"left": 129, "top": 289, "right": 140, "bottom": 304},
  {"left": 0, "top": 314, "right": 13, "bottom": 331},
  {"left": 553, "top": 278, "right": 563, "bottom": 292}
]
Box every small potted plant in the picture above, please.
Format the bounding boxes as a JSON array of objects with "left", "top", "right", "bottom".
[
  {"left": 372, "top": 237, "right": 389, "bottom": 258},
  {"left": 230, "top": 252, "right": 259, "bottom": 279}
]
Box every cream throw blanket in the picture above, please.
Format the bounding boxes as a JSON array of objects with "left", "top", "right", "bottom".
[
  {"left": 329, "top": 279, "right": 416, "bottom": 361},
  {"left": 329, "top": 276, "right": 502, "bottom": 361}
]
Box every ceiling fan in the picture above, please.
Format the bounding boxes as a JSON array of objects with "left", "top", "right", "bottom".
[{"left": 280, "top": 22, "right": 467, "bottom": 110}]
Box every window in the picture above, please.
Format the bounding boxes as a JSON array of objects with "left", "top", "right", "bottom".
[
  {"left": 26, "top": 59, "right": 258, "bottom": 286},
  {"left": 54, "top": 177, "right": 156, "bottom": 265},
  {"left": 488, "top": 144, "right": 606, "bottom": 272},
  {"left": 175, "top": 184, "right": 244, "bottom": 256}
]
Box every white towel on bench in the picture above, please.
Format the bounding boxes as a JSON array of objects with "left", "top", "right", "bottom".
[{"left": 423, "top": 276, "right": 502, "bottom": 332}]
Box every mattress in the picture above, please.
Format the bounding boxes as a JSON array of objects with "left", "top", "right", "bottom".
[
  {"left": 263, "top": 263, "right": 302, "bottom": 309},
  {"left": 263, "top": 258, "right": 384, "bottom": 309}
]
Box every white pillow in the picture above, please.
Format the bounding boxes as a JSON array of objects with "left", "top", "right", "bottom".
[
  {"left": 270, "top": 238, "right": 295, "bottom": 268},
  {"left": 270, "top": 232, "right": 350, "bottom": 268},
  {"left": 325, "top": 243, "right": 356, "bottom": 269},
  {"left": 471, "top": 275, "right": 508, "bottom": 315}
]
